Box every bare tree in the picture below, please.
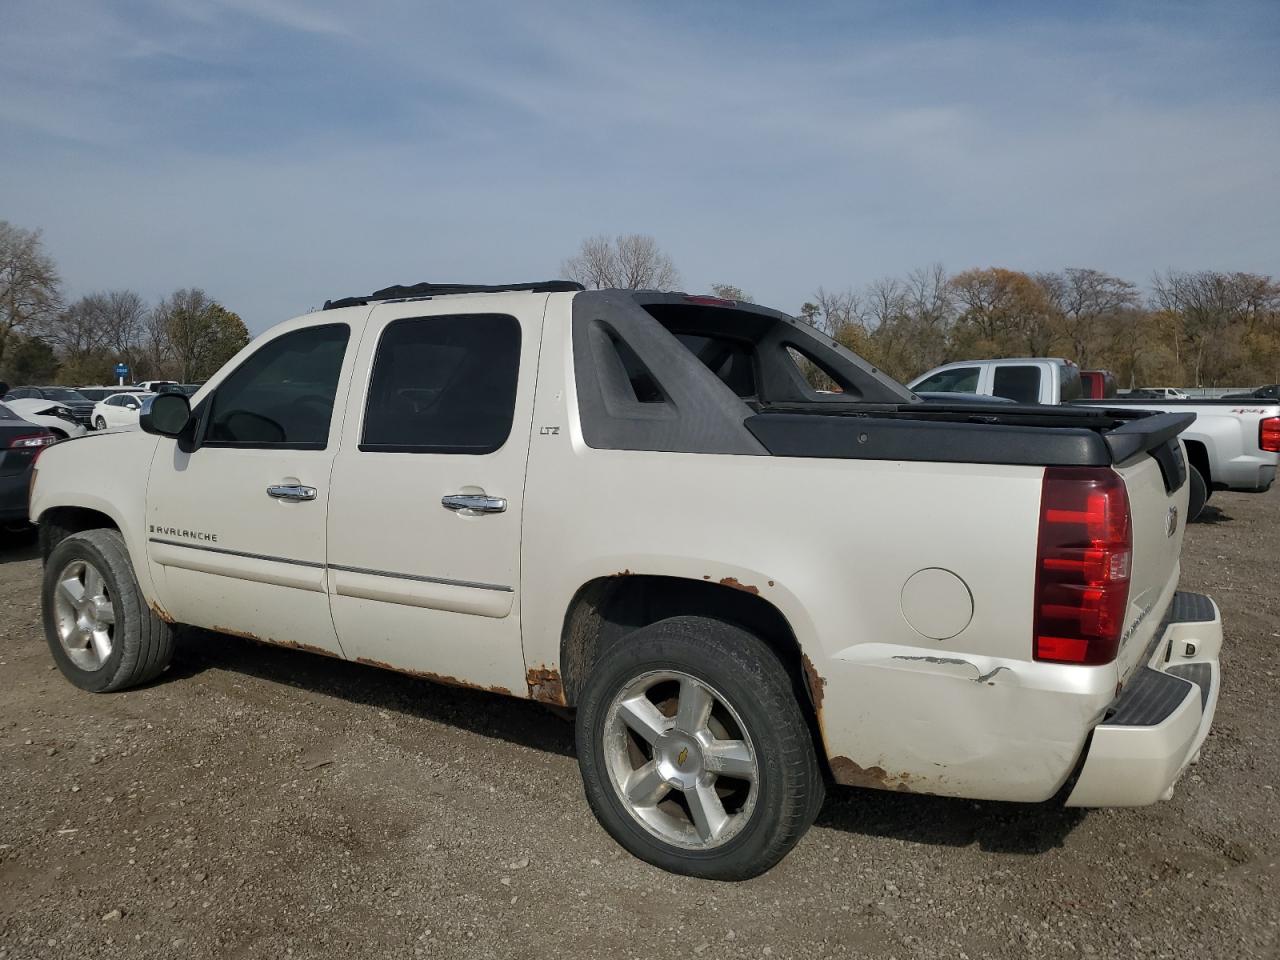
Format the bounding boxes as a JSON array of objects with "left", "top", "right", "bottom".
[
  {"left": 562, "top": 234, "right": 680, "bottom": 290},
  {"left": 98, "top": 290, "right": 149, "bottom": 370},
  {"left": 1035, "top": 268, "right": 1139, "bottom": 368},
  {"left": 0, "top": 221, "right": 61, "bottom": 365},
  {"left": 1153, "top": 270, "right": 1280, "bottom": 385},
  {"left": 804, "top": 287, "right": 861, "bottom": 336}
]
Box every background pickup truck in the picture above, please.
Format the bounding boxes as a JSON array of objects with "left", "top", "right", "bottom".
[
  {"left": 30, "top": 282, "right": 1222, "bottom": 880},
  {"left": 909, "top": 357, "right": 1280, "bottom": 519}
]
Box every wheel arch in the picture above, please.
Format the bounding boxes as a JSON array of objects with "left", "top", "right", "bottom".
[
  {"left": 554, "top": 574, "right": 828, "bottom": 766},
  {"left": 37, "top": 505, "right": 122, "bottom": 562},
  {"left": 1183, "top": 438, "right": 1213, "bottom": 489}
]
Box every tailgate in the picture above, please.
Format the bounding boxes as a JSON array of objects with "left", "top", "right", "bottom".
[{"left": 1112, "top": 442, "right": 1190, "bottom": 681}]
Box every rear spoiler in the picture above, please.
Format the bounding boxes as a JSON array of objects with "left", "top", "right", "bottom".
[{"left": 1102, "top": 412, "right": 1197, "bottom": 463}]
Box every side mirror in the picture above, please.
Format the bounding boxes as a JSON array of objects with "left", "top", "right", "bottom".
[{"left": 140, "top": 392, "right": 193, "bottom": 438}]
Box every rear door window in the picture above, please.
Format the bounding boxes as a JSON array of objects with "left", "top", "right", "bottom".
[
  {"left": 991, "top": 365, "right": 1043, "bottom": 403},
  {"left": 360, "top": 314, "right": 521, "bottom": 454},
  {"left": 913, "top": 366, "right": 981, "bottom": 394}
]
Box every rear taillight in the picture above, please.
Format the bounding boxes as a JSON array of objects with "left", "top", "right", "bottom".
[
  {"left": 1033, "top": 467, "right": 1132, "bottom": 665},
  {"left": 684, "top": 295, "right": 738, "bottom": 307},
  {"left": 9, "top": 433, "right": 56, "bottom": 449},
  {"left": 1261, "top": 417, "right": 1280, "bottom": 453}
]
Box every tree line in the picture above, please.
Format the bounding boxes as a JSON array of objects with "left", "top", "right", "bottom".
[
  {"left": 6, "top": 221, "right": 1274, "bottom": 390},
  {"left": 565, "top": 235, "right": 1280, "bottom": 388},
  {"left": 0, "top": 220, "right": 249, "bottom": 387}
]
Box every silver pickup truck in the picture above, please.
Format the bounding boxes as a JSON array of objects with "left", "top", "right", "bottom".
[{"left": 909, "top": 357, "right": 1280, "bottom": 519}]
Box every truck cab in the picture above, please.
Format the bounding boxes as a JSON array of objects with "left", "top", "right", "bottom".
[{"left": 909, "top": 357, "right": 1084, "bottom": 404}]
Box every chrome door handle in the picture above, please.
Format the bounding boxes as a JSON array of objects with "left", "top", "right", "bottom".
[
  {"left": 441, "top": 493, "right": 507, "bottom": 514},
  {"left": 267, "top": 484, "right": 317, "bottom": 502}
]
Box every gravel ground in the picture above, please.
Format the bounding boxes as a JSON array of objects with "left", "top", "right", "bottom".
[{"left": 1, "top": 492, "right": 1277, "bottom": 960}]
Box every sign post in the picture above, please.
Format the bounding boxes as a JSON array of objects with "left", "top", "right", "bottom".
[{"left": 114, "top": 362, "right": 129, "bottom": 387}]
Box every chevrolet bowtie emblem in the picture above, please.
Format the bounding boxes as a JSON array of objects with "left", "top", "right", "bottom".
[{"left": 677, "top": 747, "right": 689, "bottom": 767}]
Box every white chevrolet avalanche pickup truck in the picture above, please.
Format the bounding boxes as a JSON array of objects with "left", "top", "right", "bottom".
[{"left": 30, "top": 281, "right": 1223, "bottom": 880}]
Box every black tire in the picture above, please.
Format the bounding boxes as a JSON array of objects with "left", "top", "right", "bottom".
[
  {"left": 575, "top": 616, "right": 823, "bottom": 880},
  {"left": 1187, "top": 465, "right": 1207, "bottom": 522},
  {"left": 42, "top": 529, "right": 174, "bottom": 692}
]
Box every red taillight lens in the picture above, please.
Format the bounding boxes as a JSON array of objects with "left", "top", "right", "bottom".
[
  {"left": 1033, "top": 467, "right": 1132, "bottom": 665},
  {"left": 683, "top": 295, "right": 738, "bottom": 307},
  {"left": 1261, "top": 417, "right": 1280, "bottom": 453}
]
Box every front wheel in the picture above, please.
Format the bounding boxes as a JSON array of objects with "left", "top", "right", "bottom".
[
  {"left": 42, "top": 529, "right": 175, "bottom": 692},
  {"left": 575, "top": 616, "right": 823, "bottom": 880},
  {"left": 93, "top": 416, "right": 107, "bottom": 430}
]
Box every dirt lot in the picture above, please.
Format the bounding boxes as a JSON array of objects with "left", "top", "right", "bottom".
[{"left": 1, "top": 493, "right": 1277, "bottom": 960}]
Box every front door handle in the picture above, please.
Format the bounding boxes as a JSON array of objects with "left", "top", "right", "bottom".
[
  {"left": 267, "top": 484, "right": 318, "bottom": 502},
  {"left": 441, "top": 493, "right": 507, "bottom": 514}
]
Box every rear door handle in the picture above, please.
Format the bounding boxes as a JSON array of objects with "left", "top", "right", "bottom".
[
  {"left": 441, "top": 493, "right": 507, "bottom": 514},
  {"left": 267, "top": 484, "right": 318, "bottom": 502}
]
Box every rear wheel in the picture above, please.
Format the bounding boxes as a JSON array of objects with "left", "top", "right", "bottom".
[
  {"left": 42, "top": 529, "right": 174, "bottom": 692},
  {"left": 575, "top": 616, "right": 823, "bottom": 880},
  {"left": 1187, "top": 465, "right": 1207, "bottom": 522}
]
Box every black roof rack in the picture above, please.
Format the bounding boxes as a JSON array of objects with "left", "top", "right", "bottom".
[{"left": 323, "top": 280, "right": 584, "bottom": 310}]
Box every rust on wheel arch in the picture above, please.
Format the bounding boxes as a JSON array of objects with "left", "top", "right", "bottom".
[
  {"left": 717, "top": 577, "right": 759, "bottom": 596},
  {"left": 526, "top": 665, "right": 567, "bottom": 705},
  {"left": 147, "top": 599, "right": 176, "bottom": 624},
  {"left": 801, "top": 653, "right": 826, "bottom": 712}
]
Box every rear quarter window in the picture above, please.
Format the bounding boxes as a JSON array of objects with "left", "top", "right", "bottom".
[{"left": 991, "top": 365, "right": 1042, "bottom": 403}]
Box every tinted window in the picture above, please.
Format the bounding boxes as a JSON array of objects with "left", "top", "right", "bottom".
[
  {"left": 1059, "top": 364, "right": 1084, "bottom": 402},
  {"left": 43, "top": 388, "right": 89, "bottom": 403},
  {"left": 913, "top": 367, "right": 981, "bottom": 394},
  {"left": 991, "top": 366, "right": 1042, "bottom": 403},
  {"left": 6, "top": 388, "right": 36, "bottom": 400},
  {"left": 361, "top": 314, "right": 520, "bottom": 454},
  {"left": 206, "top": 324, "right": 349, "bottom": 448}
]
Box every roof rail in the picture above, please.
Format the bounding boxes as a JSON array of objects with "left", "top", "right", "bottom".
[{"left": 323, "top": 280, "right": 584, "bottom": 310}]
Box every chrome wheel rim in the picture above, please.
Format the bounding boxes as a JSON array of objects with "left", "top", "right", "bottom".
[
  {"left": 52, "top": 559, "right": 116, "bottom": 671},
  {"left": 603, "top": 670, "right": 759, "bottom": 850}
]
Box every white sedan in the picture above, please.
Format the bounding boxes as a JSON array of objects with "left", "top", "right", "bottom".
[
  {"left": 0, "top": 399, "right": 87, "bottom": 439},
  {"left": 92, "top": 392, "right": 155, "bottom": 431}
]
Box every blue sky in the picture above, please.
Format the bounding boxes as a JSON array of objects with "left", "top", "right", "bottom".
[{"left": 2, "top": 0, "right": 1277, "bottom": 332}]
